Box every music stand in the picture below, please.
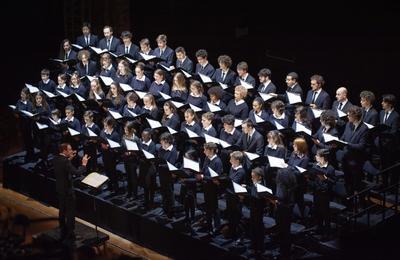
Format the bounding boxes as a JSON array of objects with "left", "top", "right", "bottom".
[{"left": 81, "top": 172, "right": 109, "bottom": 244}]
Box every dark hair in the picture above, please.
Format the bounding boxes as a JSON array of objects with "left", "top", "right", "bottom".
[
  {"left": 222, "top": 114, "right": 235, "bottom": 125},
  {"left": 58, "top": 143, "right": 70, "bottom": 153},
  {"left": 252, "top": 167, "right": 264, "bottom": 179},
  {"left": 258, "top": 68, "right": 272, "bottom": 78},
  {"left": 382, "top": 94, "right": 396, "bottom": 107},
  {"left": 320, "top": 110, "right": 337, "bottom": 128},
  {"left": 160, "top": 132, "right": 173, "bottom": 144},
  {"left": 236, "top": 61, "right": 248, "bottom": 72},
  {"left": 360, "top": 90, "right": 375, "bottom": 104},
  {"left": 347, "top": 106, "right": 363, "bottom": 120},
  {"left": 103, "top": 116, "right": 116, "bottom": 128},
  {"left": 195, "top": 49, "right": 208, "bottom": 58},
  {"left": 175, "top": 46, "right": 186, "bottom": 54},
  {"left": 156, "top": 34, "right": 167, "bottom": 42},
  {"left": 121, "top": 30, "right": 132, "bottom": 39},
  {"left": 287, "top": 72, "right": 298, "bottom": 81},
  {"left": 204, "top": 142, "right": 218, "bottom": 153},
  {"left": 316, "top": 148, "right": 330, "bottom": 160},
  {"left": 82, "top": 22, "right": 91, "bottom": 29},
  {"left": 83, "top": 110, "right": 94, "bottom": 119},
  {"left": 207, "top": 86, "right": 224, "bottom": 99},
  {"left": 310, "top": 74, "right": 325, "bottom": 87},
  {"left": 242, "top": 118, "right": 254, "bottom": 128},
  {"left": 217, "top": 55, "right": 232, "bottom": 68},
  {"left": 65, "top": 105, "right": 74, "bottom": 112}
]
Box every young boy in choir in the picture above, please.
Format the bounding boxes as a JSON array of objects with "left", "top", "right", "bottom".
[
  {"left": 62, "top": 105, "right": 81, "bottom": 166},
  {"left": 226, "top": 151, "right": 246, "bottom": 241},
  {"left": 122, "top": 92, "right": 142, "bottom": 117},
  {"left": 269, "top": 100, "right": 289, "bottom": 128},
  {"left": 99, "top": 53, "right": 116, "bottom": 78},
  {"left": 234, "top": 61, "right": 256, "bottom": 87},
  {"left": 139, "top": 129, "right": 157, "bottom": 210},
  {"left": 226, "top": 85, "right": 249, "bottom": 120},
  {"left": 219, "top": 114, "right": 242, "bottom": 172},
  {"left": 310, "top": 149, "right": 336, "bottom": 236},
  {"left": 100, "top": 116, "right": 121, "bottom": 191},
  {"left": 201, "top": 112, "right": 217, "bottom": 137},
  {"left": 187, "top": 80, "right": 207, "bottom": 109},
  {"left": 149, "top": 69, "right": 170, "bottom": 99},
  {"left": 38, "top": 68, "right": 57, "bottom": 94},
  {"left": 195, "top": 49, "right": 215, "bottom": 77},
  {"left": 122, "top": 121, "right": 140, "bottom": 199},
  {"left": 201, "top": 142, "right": 223, "bottom": 234},
  {"left": 247, "top": 167, "right": 267, "bottom": 255},
  {"left": 81, "top": 110, "right": 101, "bottom": 173},
  {"left": 157, "top": 132, "right": 178, "bottom": 218},
  {"left": 49, "top": 108, "right": 62, "bottom": 154}
]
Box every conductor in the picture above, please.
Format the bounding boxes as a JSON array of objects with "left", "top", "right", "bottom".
[{"left": 53, "top": 143, "right": 89, "bottom": 245}]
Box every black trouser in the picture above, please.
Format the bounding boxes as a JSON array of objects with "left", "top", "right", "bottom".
[
  {"left": 21, "top": 118, "right": 34, "bottom": 159},
  {"left": 314, "top": 190, "right": 330, "bottom": 232},
  {"left": 124, "top": 159, "right": 138, "bottom": 197},
  {"left": 343, "top": 159, "right": 364, "bottom": 195},
  {"left": 226, "top": 192, "right": 242, "bottom": 239},
  {"left": 276, "top": 203, "right": 293, "bottom": 258},
  {"left": 159, "top": 168, "right": 174, "bottom": 217},
  {"left": 140, "top": 163, "right": 156, "bottom": 208},
  {"left": 83, "top": 142, "right": 97, "bottom": 173},
  {"left": 102, "top": 150, "right": 118, "bottom": 190},
  {"left": 250, "top": 208, "right": 265, "bottom": 252},
  {"left": 58, "top": 193, "right": 76, "bottom": 240}
]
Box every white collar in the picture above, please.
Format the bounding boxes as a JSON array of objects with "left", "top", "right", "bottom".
[
  {"left": 104, "top": 128, "right": 114, "bottom": 135},
  {"left": 21, "top": 100, "right": 27, "bottom": 105},
  {"left": 165, "top": 144, "right": 173, "bottom": 151},
  {"left": 226, "top": 127, "right": 235, "bottom": 135},
  {"left": 142, "top": 139, "right": 152, "bottom": 146},
  {"left": 235, "top": 99, "right": 245, "bottom": 105},
  {"left": 186, "top": 121, "right": 195, "bottom": 126},
  {"left": 86, "top": 122, "right": 94, "bottom": 128},
  {"left": 263, "top": 79, "right": 271, "bottom": 86},
  {"left": 212, "top": 99, "right": 221, "bottom": 105},
  {"left": 273, "top": 113, "right": 285, "bottom": 120},
  {"left": 136, "top": 75, "right": 145, "bottom": 81},
  {"left": 233, "top": 165, "right": 243, "bottom": 171},
  {"left": 209, "top": 154, "right": 217, "bottom": 161},
  {"left": 43, "top": 79, "right": 50, "bottom": 84},
  {"left": 268, "top": 144, "right": 277, "bottom": 150},
  {"left": 204, "top": 124, "right": 212, "bottom": 131},
  {"left": 317, "top": 162, "right": 328, "bottom": 168},
  {"left": 66, "top": 116, "right": 74, "bottom": 122}
]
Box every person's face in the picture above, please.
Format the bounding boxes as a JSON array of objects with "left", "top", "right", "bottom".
[
  {"left": 84, "top": 116, "right": 92, "bottom": 125},
  {"left": 157, "top": 40, "right": 166, "bottom": 49},
  {"left": 234, "top": 90, "right": 241, "bottom": 101},
  {"left": 176, "top": 52, "right": 185, "bottom": 60},
  {"left": 143, "top": 97, "right": 151, "bottom": 107},
  {"left": 154, "top": 73, "right": 161, "bottom": 82},
  {"left": 135, "top": 67, "right": 143, "bottom": 77},
  {"left": 63, "top": 41, "right": 71, "bottom": 51},
  {"left": 41, "top": 73, "right": 49, "bottom": 81},
  {"left": 197, "top": 56, "right": 206, "bottom": 66},
  {"left": 381, "top": 100, "right": 390, "bottom": 110},
  {"left": 71, "top": 76, "right": 79, "bottom": 85},
  {"left": 315, "top": 154, "right": 324, "bottom": 165},
  {"left": 90, "top": 82, "right": 97, "bottom": 92},
  {"left": 252, "top": 101, "right": 262, "bottom": 112},
  {"left": 219, "top": 62, "right": 227, "bottom": 70},
  {"left": 237, "top": 69, "right": 245, "bottom": 77},
  {"left": 209, "top": 94, "right": 218, "bottom": 103},
  {"left": 35, "top": 95, "right": 43, "bottom": 105},
  {"left": 202, "top": 117, "right": 211, "bottom": 128},
  {"left": 20, "top": 91, "right": 27, "bottom": 101},
  {"left": 185, "top": 112, "right": 194, "bottom": 123},
  {"left": 251, "top": 172, "right": 261, "bottom": 183},
  {"left": 118, "top": 63, "right": 125, "bottom": 73},
  {"left": 190, "top": 85, "right": 199, "bottom": 94},
  {"left": 295, "top": 111, "right": 301, "bottom": 121},
  {"left": 310, "top": 80, "right": 319, "bottom": 91},
  {"left": 360, "top": 97, "right": 370, "bottom": 108},
  {"left": 160, "top": 139, "right": 169, "bottom": 149},
  {"left": 140, "top": 43, "right": 149, "bottom": 52},
  {"left": 82, "top": 26, "right": 90, "bottom": 36},
  {"left": 122, "top": 37, "right": 131, "bottom": 45},
  {"left": 103, "top": 28, "right": 112, "bottom": 38},
  {"left": 163, "top": 104, "right": 172, "bottom": 115},
  {"left": 230, "top": 157, "right": 239, "bottom": 167},
  {"left": 286, "top": 76, "right": 295, "bottom": 87},
  {"left": 81, "top": 54, "right": 89, "bottom": 63},
  {"left": 293, "top": 143, "right": 299, "bottom": 153},
  {"left": 64, "top": 145, "right": 74, "bottom": 157},
  {"left": 272, "top": 107, "right": 279, "bottom": 116},
  {"left": 124, "top": 126, "right": 130, "bottom": 136},
  {"left": 259, "top": 75, "right": 266, "bottom": 83},
  {"left": 241, "top": 124, "right": 250, "bottom": 134},
  {"left": 58, "top": 77, "right": 65, "bottom": 85},
  {"left": 65, "top": 109, "right": 73, "bottom": 119},
  {"left": 336, "top": 90, "right": 345, "bottom": 102},
  {"left": 267, "top": 136, "right": 273, "bottom": 145},
  {"left": 110, "top": 85, "right": 117, "bottom": 95},
  {"left": 203, "top": 148, "right": 212, "bottom": 158},
  {"left": 141, "top": 131, "right": 151, "bottom": 142},
  {"left": 347, "top": 113, "right": 356, "bottom": 123},
  {"left": 102, "top": 57, "right": 111, "bottom": 67},
  {"left": 223, "top": 123, "right": 233, "bottom": 132}
]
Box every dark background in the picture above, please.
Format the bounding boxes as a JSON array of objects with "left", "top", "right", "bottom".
[{"left": 2, "top": 0, "right": 400, "bottom": 151}]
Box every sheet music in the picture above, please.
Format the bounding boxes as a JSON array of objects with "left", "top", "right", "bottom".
[
  {"left": 124, "top": 139, "right": 139, "bottom": 151},
  {"left": 72, "top": 44, "right": 83, "bottom": 50},
  {"left": 134, "top": 90, "right": 147, "bottom": 99},
  {"left": 218, "top": 82, "right": 228, "bottom": 89},
  {"left": 337, "top": 109, "right": 347, "bottom": 118},
  {"left": 204, "top": 134, "right": 222, "bottom": 145},
  {"left": 311, "top": 108, "right": 324, "bottom": 118},
  {"left": 239, "top": 79, "right": 254, "bottom": 89},
  {"left": 108, "top": 110, "right": 123, "bottom": 120},
  {"left": 56, "top": 90, "right": 70, "bottom": 98},
  {"left": 100, "top": 76, "right": 113, "bottom": 86},
  {"left": 189, "top": 104, "right": 202, "bottom": 112},
  {"left": 140, "top": 53, "right": 157, "bottom": 61},
  {"left": 295, "top": 123, "right": 312, "bottom": 136},
  {"left": 81, "top": 172, "right": 109, "bottom": 188},
  {"left": 36, "top": 122, "right": 49, "bottom": 130},
  {"left": 295, "top": 166, "right": 307, "bottom": 173},
  {"left": 167, "top": 127, "right": 177, "bottom": 134},
  {"left": 234, "top": 119, "right": 243, "bottom": 128},
  {"left": 267, "top": 155, "right": 288, "bottom": 168},
  {"left": 20, "top": 110, "right": 36, "bottom": 117},
  {"left": 9, "top": 105, "right": 16, "bottom": 110},
  {"left": 87, "top": 128, "right": 98, "bottom": 137},
  {"left": 125, "top": 57, "right": 137, "bottom": 64},
  {"left": 259, "top": 92, "right": 274, "bottom": 101},
  {"left": 185, "top": 127, "right": 200, "bottom": 138},
  {"left": 25, "top": 84, "right": 39, "bottom": 93},
  {"left": 120, "top": 83, "right": 133, "bottom": 92},
  {"left": 207, "top": 102, "right": 222, "bottom": 112},
  {"left": 198, "top": 73, "right": 212, "bottom": 83},
  {"left": 159, "top": 92, "right": 172, "bottom": 100},
  {"left": 74, "top": 93, "right": 85, "bottom": 102},
  {"left": 183, "top": 157, "right": 200, "bottom": 172},
  {"left": 146, "top": 118, "right": 162, "bottom": 129},
  {"left": 208, "top": 167, "right": 219, "bottom": 178},
  {"left": 245, "top": 151, "right": 260, "bottom": 161},
  {"left": 286, "top": 91, "right": 302, "bottom": 104},
  {"left": 274, "top": 120, "right": 285, "bottom": 130},
  {"left": 42, "top": 90, "right": 56, "bottom": 98},
  {"left": 171, "top": 100, "right": 185, "bottom": 108},
  {"left": 107, "top": 138, "right": 121, "bottom": 148},
  {"left": 364, "top": 122, "right": 374, "bottom": 129},
  {"left": 180, "top": 69, "right": 192, "bottom": 78},
  {"left": 233, "top": 181, "right": 247, "bottom": 193},
  {"left": 68, "top": 127, "right": 80, "bottom": 136},
  {"left": 256, "top": 183, "right": 273, "bottom": 194},
  {"left": 94, "top": 92, "right": 102, "bottom": 100},
  {"left": 255, "top": 114, "right": 265, "bottom": 123},
  {"left": 167, "top": 161, "right": 179, "bottom": 171},
  {"left": 142, "top": 149, "right": 155, "bottom": 159}
]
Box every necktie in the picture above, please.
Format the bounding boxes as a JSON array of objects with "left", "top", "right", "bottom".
[
  {"left": 221, "top": 71, "right": 226, "bottom": 81},
  {"left": 125, "top": 46, "right": 129, "bottom": 54},
  {"left": 247, "top": 134, "right": 251, "bottom": 144},
  {"left": 338, "top": 102, "right": 343, "bottom": 110},
  {"left": 262, "top": 83, "right": 267, "bottom": 92},
  {"left": 160, "top": 49, "right": 164, "bottom": 56},
  {"left": 107, "top": 39, "right": 110, "bottom": 49},
  {"left": 311, "top": 91, "right": 317, "bottom": 103},
  {"left": 85, "top": 64, "right": 88, "bottom": 74},
  {"left": 384, "top": 112, "right": 389, "bottom": 123},
  {"left": 86, "top": 36, "right": 89, "bottom": 46},
  {"left": 64, "top": 52, "right": 68, "bottom": 60}
]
